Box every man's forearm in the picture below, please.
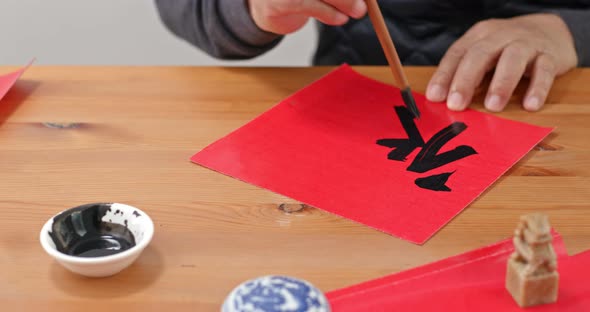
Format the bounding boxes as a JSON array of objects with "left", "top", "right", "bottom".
[{"left": 154, "top": 0, "right": 282, "bottom": 60}]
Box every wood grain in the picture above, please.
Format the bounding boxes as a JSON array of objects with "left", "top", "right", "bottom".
[{"left": 1, "top": 65, "right": 589, "bottom": 311}]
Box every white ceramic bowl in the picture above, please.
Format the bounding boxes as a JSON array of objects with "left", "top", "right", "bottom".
[{"left": 40, "top": 202, "right": 154, "bottom": 277}]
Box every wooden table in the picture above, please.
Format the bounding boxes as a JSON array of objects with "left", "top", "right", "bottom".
[{"left": 1, "top": 65, "right": 589, "bottom": 311}]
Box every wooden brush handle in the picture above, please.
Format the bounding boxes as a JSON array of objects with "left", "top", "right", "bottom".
[{"left": 365, "top": 0, "right": 409, "bottom": 88}]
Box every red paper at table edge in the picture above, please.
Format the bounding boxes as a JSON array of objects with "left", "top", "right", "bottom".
[
  {"left": 327, "top": 231, "right": 566, "bottom": 299},
  {"left": 326, "top": 231, "right": 588, "bottom": 311},
  {"left": 0, "top": 59, "right": 34, "bottom": 102}
]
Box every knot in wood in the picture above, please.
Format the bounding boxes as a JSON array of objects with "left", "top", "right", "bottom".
[
  {"left": 278, "top": 203, "right": 307, "bottom": 214},
  {"left": 42, "top": 122, "right": 81, "bottom": 129}
]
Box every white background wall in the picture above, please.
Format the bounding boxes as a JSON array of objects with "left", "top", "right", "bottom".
[{"left": 0, "top": 0, "right": 317, "bottom": 66}]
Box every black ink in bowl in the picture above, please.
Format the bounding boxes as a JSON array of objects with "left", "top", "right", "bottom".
[{"left": 49, "top": 203, "right": 136, "bottom": 258}]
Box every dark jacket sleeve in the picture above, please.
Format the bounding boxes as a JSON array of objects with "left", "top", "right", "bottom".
[
  {"left": 154, "top": 0, "right": 283, "bottom": 60},
  {"left": 553, "top": 9, "right": 590, "bottom": 67}
]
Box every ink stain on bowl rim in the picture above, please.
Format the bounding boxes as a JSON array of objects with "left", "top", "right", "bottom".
[{"left": 40, "top": 202, "right": 154, "bottom": 264}]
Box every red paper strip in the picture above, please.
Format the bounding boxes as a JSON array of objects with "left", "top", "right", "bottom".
[
  {"left": 327, "top": 234, "right": 589, "bottom": 311},
  {"left": 191, "top": 65, "right": 553, "bottom": 244},
  {"left": 0, "top": 60, "right": 33, "bottom": 102}
]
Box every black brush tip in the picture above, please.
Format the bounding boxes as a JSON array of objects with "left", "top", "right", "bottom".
[{"left": 401, "top": 87, "right": 420, "bottom": 119}]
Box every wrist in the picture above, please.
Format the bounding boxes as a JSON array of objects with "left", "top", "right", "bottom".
[
  {"left": 530, "top": 13, "right": 578, "bottom": 69},
  {"left": 218, "top": 0, "right": 281, "bottom": 47},
  {"left": 547, "top": 9, "right": 590, "bottom": 67},
  {"left": 246, "top": 0, "right": 269, "bottom": 34}
]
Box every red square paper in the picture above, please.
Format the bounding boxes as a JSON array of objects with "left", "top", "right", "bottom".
[{"left": 191, "top": 65, "right": 552, "bottom": 244}]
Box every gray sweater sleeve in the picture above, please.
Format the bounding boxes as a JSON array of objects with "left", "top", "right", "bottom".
[
  {"left": 154, "top": 0, "right": 283, "bottom": 60},
  {"left": 553, "top": 9, "right": 590, "bottom": 67}
]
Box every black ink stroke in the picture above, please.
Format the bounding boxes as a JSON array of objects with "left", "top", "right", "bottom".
[
  {"left": 376, "top": 106, "right": 424, "bottom": 161},
  {"left": 377, "top": 106, "right": 478, "bottom": 192},
  {"left": 407, "top": 122, "right": 478, "bottom": 173},
  {"left": 415, "top": 172, "right": 454, "bottom": 192}
]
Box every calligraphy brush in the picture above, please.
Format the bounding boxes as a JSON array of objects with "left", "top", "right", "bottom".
[{"left": 365, "top": 0, "right": 420, "bottom": 119}]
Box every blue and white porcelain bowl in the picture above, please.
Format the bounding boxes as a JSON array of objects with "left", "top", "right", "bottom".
[{"left": 222, "top": 275, "right": 331, "bottom": 312}]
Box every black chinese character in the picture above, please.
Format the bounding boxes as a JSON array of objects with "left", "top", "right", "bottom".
[{"left": 377, "top": 106, "right": 477, "bottom": 191}]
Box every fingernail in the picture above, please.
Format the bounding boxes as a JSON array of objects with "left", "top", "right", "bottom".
[
  {"left": 485, "top": 94, "right": 502, "bottom": 112},
  {"left": 447, "top": 92, "right": 464, "bottom": 111},
  {"left": 426, "top": 84, "right": 445, "bottom": 102},
  {"left": 351, "top": 0, "right": 367, "bottom": 18},
  {"left": 524, "top": 96, "right": 542, "bottom": 111}
]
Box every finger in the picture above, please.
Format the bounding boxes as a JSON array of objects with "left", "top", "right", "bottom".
[
  {"left": 298, "top": 0, "right": 349, "bottom": 25},
  {"left": 426, "top": 43, "right": 465, "bottom": 102},
  {"left": 523, "top": 53, "right": 556, "bottom": 111},
  {"left": 446, "top": 39, "right": 504, "bottom": 111},
  {"left": 324, "top": 0, "right": 367, "bottom": 19},
  {"left": 485, "top": 41, "right": 536, "bottom": 112},
  {"left": 426, "top": 20, "right": 498, "bottom": 102},
  {"left": 446, "top": 24, "right": 526, "bottom": 112}
]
